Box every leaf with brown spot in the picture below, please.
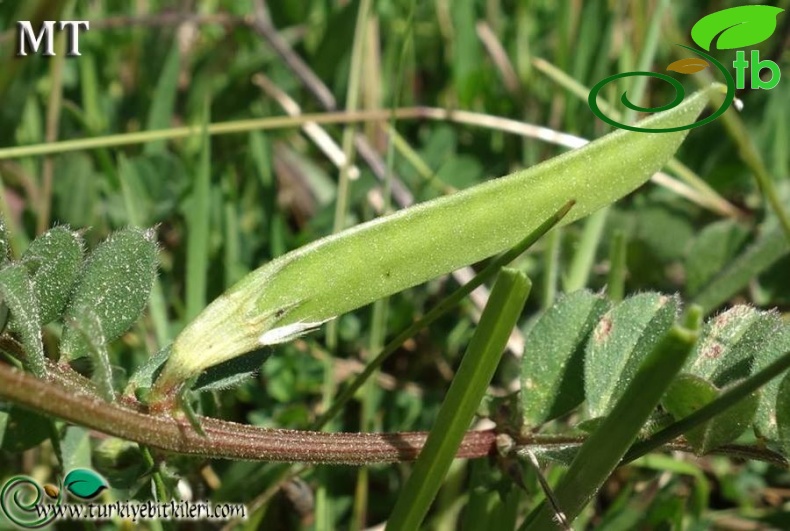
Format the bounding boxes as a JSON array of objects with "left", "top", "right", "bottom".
[
  {"left": 666, "top": 58, "right": 710, "bottom": 74},
  {"left": 521, "top": 290, "right": 610, "bottom": 427},
  {"left": 585, "top": 293, "right": 679, "bottom": 418}
]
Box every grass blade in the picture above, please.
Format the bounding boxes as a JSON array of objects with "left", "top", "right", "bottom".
[
  {"left": 623, "top": 348, "right": 790, "bottom": 464},
  {"left": 184, "top": 105, "right": 212, "bottom": 322},
  {"left": 386, "top": 268, "right": 531, "bottom": 531},
  {"left": 693, "top": 224, "right": 790, "bottom": 314}
]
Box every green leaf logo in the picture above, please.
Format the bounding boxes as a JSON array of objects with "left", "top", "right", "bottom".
[
  {"left": 63, "top": 469, "right": 108, "bottom": 500},
  {"left": 691, "top": 5, "right": 784, "bottom": 51}
]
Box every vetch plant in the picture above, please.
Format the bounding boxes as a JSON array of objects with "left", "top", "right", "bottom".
[
  {"left": 148, "top": 84, "right": 723, "bottom": 408},
  {"left": 4, "top": 84, "right": 790, "bottom": 529}
]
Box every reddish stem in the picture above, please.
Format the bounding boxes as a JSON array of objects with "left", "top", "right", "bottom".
[{"left": 0, "top": 362, "right": 495, "bottom": 464}]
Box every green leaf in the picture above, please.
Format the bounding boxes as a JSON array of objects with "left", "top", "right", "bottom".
[
  {"left": 387, "top": 269, "right": 531, "bottom": 531},
  {"left": 685, "top": 220, "right": 749, "bottom": 296},
  {"left": 683, "top": 306, "right": 770, "bottom": 386},
  {"left": 522, "top": 322, "right": 699, "bottom": 530},
  {"left": 143, "top": 39, "right": 181, "bottom": 155},
  {"left": 0, "top": 263, "right": 45, "bottom": 377},
  {"left": 67, "top": 305, "right": 115, "bottom": 402},
  {"left": 60, "top": 227, "right": 158, "bottom": 361},
  {"left": 93, "top": 438, "right": 148, "bottom": 491},
  {"left": 21, "top": 226, "right": 84, "bottom": 325},
  {"left": 0, "top": 405, "right": 50, "bottom": 452},
  {"left": 585, "top": 293, "right": 679, "bottom": 418},
  {"left": 0, "top": 214, "right": 11, "bottom": 264},
  {"left": 63, "top": 469, "right": 108, "bottom": 500},
  {"left": 691, "top": 6, "right": 784, "bottom": 51},
  {"left": 61, "top": 426, "right": 93, "bottom": 471},
  {"left": 693, "top": 224, "right": 790, "bottom": 314},
  {"left": 752, "top": 321, "right": 790, "bottom": 440},
  {"left": 662, "top": 374, "right": 757, "bottom": 454},
  {"left": 0, "top": 215, "right": 11, "bottom": 332},
  {"left": 521, "top": 290, "right": 610, "bottom": 427},
  {"left": 192, "top": 349, "right": 272, "bottom": 392},
  {"left": 775, "top": 371, "right": 790, "bottom": 456},
  {"left": 125, "top": 344, "right": 172, "bottom": 397},
  {"left": 155, "top": 85, "right": 718, "bottom": 398}
]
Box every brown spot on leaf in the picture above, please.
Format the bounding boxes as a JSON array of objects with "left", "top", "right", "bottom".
[
  {"left": 594, "top": 316, "right": 613, "bottom": 343},
  {"left": 667, "top": 58, "right": 710, "bottom": 74},
  {"left": 704, "top": 342, "right": 723, "bottom": 359}
]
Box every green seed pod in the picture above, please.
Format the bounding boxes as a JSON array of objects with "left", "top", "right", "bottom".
[
  {"left": 60, "top": 227, "right": 158, "bottom": 362},
  {"left": 21, "top": 226, "right": 84, "bottom": 325},
  {"left": 153, "top": 84, "right": 721, "bottom": 400}
]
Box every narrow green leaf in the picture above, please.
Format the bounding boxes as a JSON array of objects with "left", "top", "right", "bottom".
[
  {"left": 585, "top": 293, "right": 679, "bottom": 418},
  {"left": 0, "top": 263, "right": 45, "bottom": 377},
  {"left": 775, "top": 372, "right": 790, "bottom": 456},
  {"left": 21, "top": 226, "right": 84, "bottom": 325},
  {"left": 624, "top": 348, "right": 790, "bottom": 464},
  {"left": 125, "top": 344, "right": 172, "bottom": 398},
  {"left": 693, "top": 224, "right": 790, "bottom": 314},
  {"left": 522, "top": 323, "right": 699, "bottom": 530},
  {"left": 685, "top": 220, "right": 749, "bottom": 296},
  {"left": 563, "top": 208, "right": 607, "bottom": 292},
  {"left": 464, "top": 460, "right": 502, "bottom": 530},
  {"left": 192, "top": 349, "right": 272, "bottom": 392},
  {"left": 386, "top": 269, "right": 531, "bottom": 531},
  {"left": 184, "top": 109, "right": 211, "bottom": 322},
  {"left": 155, "top": 85, "right": 718, "bottom": 397},
  {"left": 66, "top": 305, "right": 115, "bottom": 402},
  {"left": 522, "top": 290, "right": 610, "bottom": 426},
  {"left": 691, "top": 6, "right": 784, "bottom": 51},
  {"left": 662, "top": 374, "right": 757, "bottom": 454},
  {"left": 752, "top": 322, "right": 790, "bottom": 440},
  {"left": 61, "top": 228, "right": 158, "bottom": 361},
  {"left": 606, "top": 230, "right": 627, "bottom": 302},
  {"left": 143, "top": 39, "right": 181, "bottom": 155}
]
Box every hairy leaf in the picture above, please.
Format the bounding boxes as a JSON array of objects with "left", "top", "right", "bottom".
[
  {"left": 21, "top": 226, "right": 84, "bottom": 325},
  {"left": 663, "top": 374, "right": 757, "bottom": 454},
  {"left": 61, "top": 227, "right": 158, "bottom": 361},
  {"left": 775, "top": 372, "right": 790, "bottom": 456},
  {"left": 684, "top": 306, "right": 770, "bottom": 386},
  {"left": 752, "top": 321, "right": 790, "bottom": 441},
  {"left": 0, "top": 263, "right": 45, "bottom": 377},
  {"left": 521, "top": 290, "right": 610, "bottom": 426},
  {"left": 585, "top": 293, "right": 679, "bottom": 418}
]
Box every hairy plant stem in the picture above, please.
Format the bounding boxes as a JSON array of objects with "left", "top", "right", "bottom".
[{"left": 1, "top": 360, "right": 786, "bottom": 468}]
